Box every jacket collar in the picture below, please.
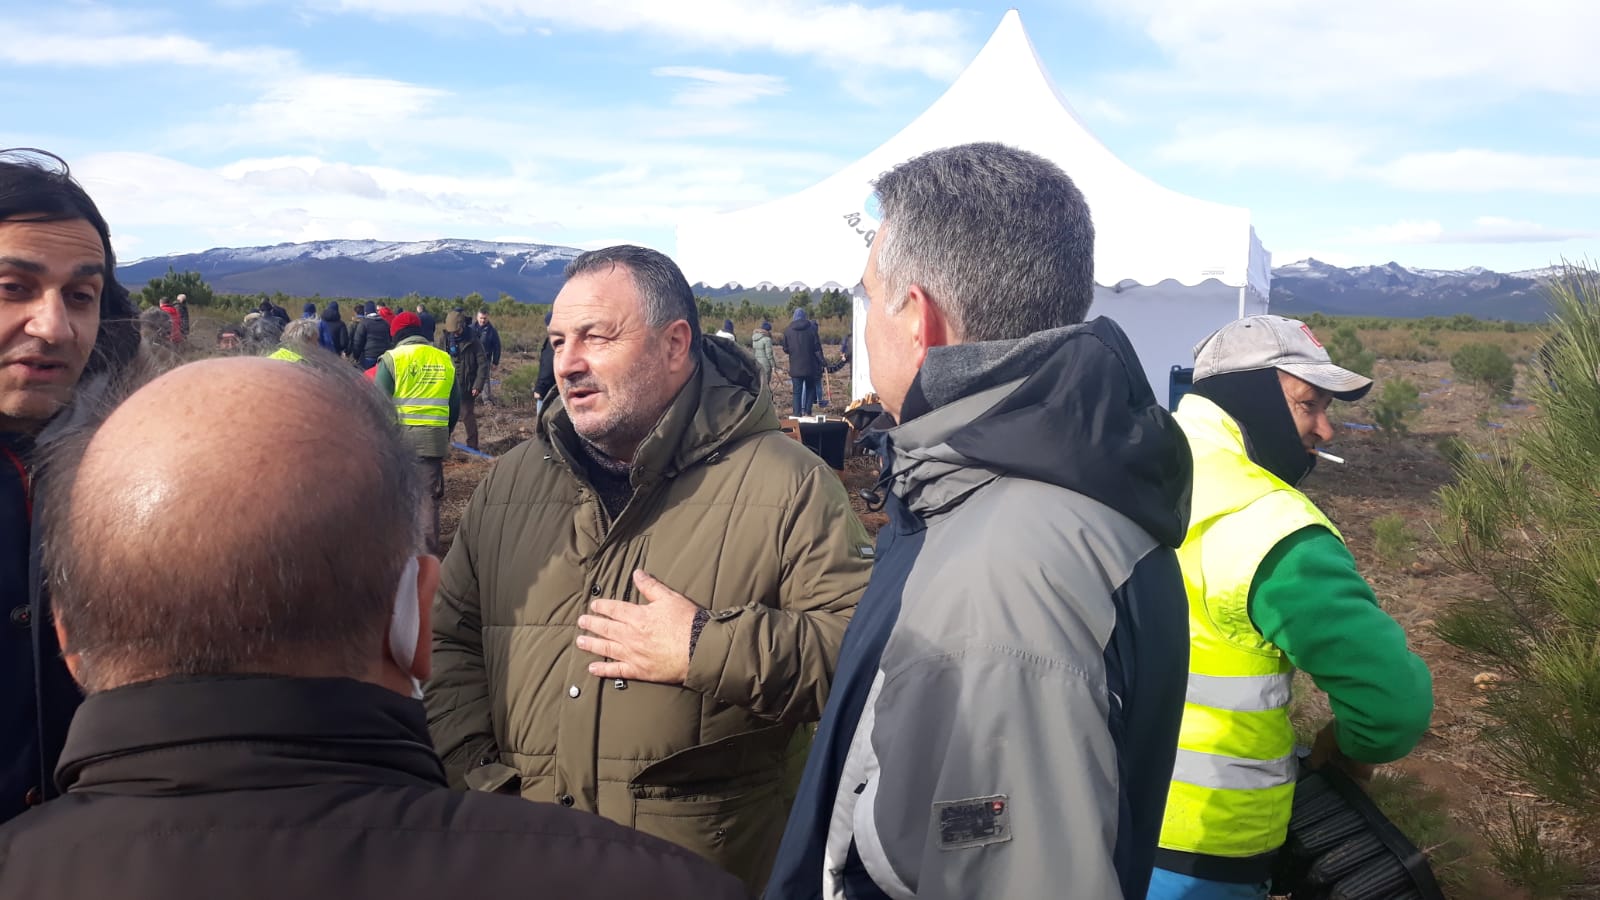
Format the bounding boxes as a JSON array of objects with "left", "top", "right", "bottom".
[
  {"left": 57, "top": 675, "right": 445, "bottom": 797},
  {"left": 881, "top": 318, "right": 1192, "bottom": 546}
]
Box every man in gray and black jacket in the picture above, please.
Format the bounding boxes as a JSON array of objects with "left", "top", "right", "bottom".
[{"left": 766, "top": 143, "right": 1193, "bottom": 900}]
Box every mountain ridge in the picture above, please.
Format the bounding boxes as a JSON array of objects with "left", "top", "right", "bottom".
[{"left": 117, "top": 239, "right": 1578, "bottom": 320}]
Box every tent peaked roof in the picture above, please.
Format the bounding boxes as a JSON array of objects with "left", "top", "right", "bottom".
[{"left": 676, "top": 9, "right": 1270, "bottom": 298}]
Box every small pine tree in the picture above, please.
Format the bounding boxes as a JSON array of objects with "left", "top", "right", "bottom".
[
  {"left": 1435, "top": 265, "right": 1600, "bottom": 848},
  {"left": 1450, "top": 342, "right": 1516, "bottom": 399},
  {"left": 1324, "top": 323, "right": 1376, "bottom": 377},
  {"left": 1372, "top": 377, "right": 1421, "bottom": 435},
  {"left": 136, "top": 267, "right": 215, "bottom": 308}
]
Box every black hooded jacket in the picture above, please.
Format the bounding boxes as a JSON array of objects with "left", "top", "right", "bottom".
[{"left": 783, "top": 315, "right": 826, "bottom": 378}]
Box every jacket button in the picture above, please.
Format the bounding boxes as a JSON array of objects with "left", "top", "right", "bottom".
[
  {"left": 9, "top": 606, "right": 29, "bottom": 629},
  {"left": 589, "top": 585, "right": 601, "bottom": 597},
  {"left": 558, "top": 793, "right": 575, "bottom": 807},
  {"left": 568, "top": 684, "right": 580, "bottom": 699}
]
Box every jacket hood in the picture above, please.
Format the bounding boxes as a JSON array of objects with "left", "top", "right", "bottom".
[
  {"left": 788, "top": 317, "right": 816, "bottom": 333},
  {"left": 321, "top": 302, "right": 341, "bottom": 321},
  {"left": 883, "top": 316, "right": 1191, "bottom": 548},
  {"left": 542, "top": 334, "right": 777, "bottom": 481}
]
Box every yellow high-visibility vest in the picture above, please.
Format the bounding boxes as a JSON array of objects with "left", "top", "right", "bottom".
[
  {"left": 267, "top": 347, "right": 304, "bottom": 362},
  {"left": 385, "top": 341, "right": 454, "bottom": 428},
  {"left": 1159, "top": 394, "right": 1340, "bottom": 860}
]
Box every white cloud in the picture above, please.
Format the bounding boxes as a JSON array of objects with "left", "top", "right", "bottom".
[
  {"left": 1093, "top": 0, "right": 1600, "bottom": 105},
  {"left": 1154, "top": 122, "right": 1372, "bottom": 175},
  {"left": 1345, "top": 220, "right": 1446, "bottom": 244},
  {"left": 0, "top": 11, "right": 294, "bottom": 72},
  {"left": 202, "top": 74, "right": 450, "bottom": 147},
  {"left": 1343, "top": 216, "right": 1595, "bottom": 245},
  {"left": 653, "top": 67, "right": 787, "bottom": 107},
  {"left": 320, "top": 0, "right": 972, "bottom": 79},
  {"left": 1373, "top": 150, "right": 1600, "bottom": 194}
]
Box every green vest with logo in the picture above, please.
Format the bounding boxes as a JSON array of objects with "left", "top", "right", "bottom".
[{"left": 386, "top": 342, "right": 454, "bottom": 428}]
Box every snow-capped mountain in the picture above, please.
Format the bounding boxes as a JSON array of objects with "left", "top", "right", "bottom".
[
  {"left": 118, "top": 239, "right": 1579, "bottom": 321},
  {"left": 119, "top": 239, "right": 586, "bottom": 303},
  {"left": 1270, "top": 258, "right": 1574, "bottom": 322}
]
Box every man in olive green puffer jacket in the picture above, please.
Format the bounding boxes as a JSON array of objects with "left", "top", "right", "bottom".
[{"left": 426, "top": 246, "right": 871, "bottom": 895}]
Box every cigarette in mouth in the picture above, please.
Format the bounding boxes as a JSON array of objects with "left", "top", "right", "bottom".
[{"left": 1316, "top": 450, "right": 1345, "bottom": 464}]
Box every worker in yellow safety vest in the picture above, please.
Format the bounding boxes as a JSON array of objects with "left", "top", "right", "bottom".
[
  {"left": 375, "top": 311, "right": 458, "bottom": 553},
  {"left": 266, "top": 318, "right": 320, "bottom": 363},
  {"left": 1148, "top": 316, "right": 1433, "bottom": 900}
]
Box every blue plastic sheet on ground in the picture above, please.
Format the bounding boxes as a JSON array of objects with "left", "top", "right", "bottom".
[
  {"left": 452, "top": 442, "right": 496, "bottom": 460},
  {"left": 1342, "top": 422, "right": 1377, "bottom": 431},
  {"left": 1486, "top": 422, "right": 1506, "bottom": 430}
]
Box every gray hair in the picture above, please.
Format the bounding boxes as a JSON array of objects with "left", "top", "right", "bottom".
[
  {"left": 564, "top": 245, "right": 701, "bottom": 353},
  {"left": 873, "top": 142, "right": 1095, "bottom": 342},
  {"left": 281, "top": 317, "right": 320, "bottom": 348},
  {"left": 42, "top": 355, "right": 425, "bottom": 692}
]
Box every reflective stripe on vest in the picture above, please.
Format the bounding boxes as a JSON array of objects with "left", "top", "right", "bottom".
[
  {"left": 1159, "top": 394, "right": 1342, "bottom": 860},
  {"left": 267, "top": 347, "right": 304, "bottom": 362},
  {"left": 1172, "top": 747, "right": 1297, "bottom": 791},
  {"left": 1187, "top": 672, "right": 1293, "bottom": 713},
  {"left": 386, "top": 342, "right": 454, "bottom": 429}
]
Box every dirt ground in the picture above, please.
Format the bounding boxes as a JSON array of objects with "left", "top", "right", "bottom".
[{"left": 438, "top": 341, "right": 1589, "bottom": 898}]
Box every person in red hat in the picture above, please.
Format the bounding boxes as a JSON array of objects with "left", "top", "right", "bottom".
[{"left": 374, "top": 311, "right": 457, "bottom": 552}]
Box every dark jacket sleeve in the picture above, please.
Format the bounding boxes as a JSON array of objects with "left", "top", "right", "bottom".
[
  {"left": 469, "top": 343, "right": 490, "bottom": 394},
  {"left": 684, "top": 459, "right": 869, "bottom": 724},
  {"left": 535, "top": 339, "right": 556, "bottom": 398},
  {"left": 350, "top": 320, "right": 368, "bottom": 361},
  {"left": 1250, "top": 525, "right": 1434, "bottom": 763},
  {"left": 426, "top": 475, "right": 501, "bottom": 786},
  {"left": 485, "top": 326, "right": 502, "bottom": 366},
  {"left": 448, "top": 375, "right": 461, "bottom": 432}
]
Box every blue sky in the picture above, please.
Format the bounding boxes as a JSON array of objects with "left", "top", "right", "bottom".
[{"left": 3, "top": 0, "right": 1596, "bottom": 273}]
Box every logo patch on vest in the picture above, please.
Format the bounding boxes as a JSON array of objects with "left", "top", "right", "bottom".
[
  {"left": 935, "top": 795, "right": 1011, "bottom": 850},
  {"left": 857, "top": 544, "right": 875, "bottom": 560}
]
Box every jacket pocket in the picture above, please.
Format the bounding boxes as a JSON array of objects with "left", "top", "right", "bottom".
[
  {"left": 631, "top": 774, "right": 787, "bottom": 895},
  {"left": 463, "top": 761, "right": 521, "bottom": 794}
]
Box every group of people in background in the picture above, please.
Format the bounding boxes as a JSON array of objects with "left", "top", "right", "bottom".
[
  {"left": 724, "top": 310, "right": 850, "bottom": 418},
  {"left": 1, "top": 142, "right": 1432, "bottom": 900}
]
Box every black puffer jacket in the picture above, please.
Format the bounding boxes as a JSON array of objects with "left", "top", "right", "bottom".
[
  {"left": 0, "top": 676, "right": 744, "bottom": 900},
  {"left": 350, "top": 314, "right": 392, "bottom": 363}
]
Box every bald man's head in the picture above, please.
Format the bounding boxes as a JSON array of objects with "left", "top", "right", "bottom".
[{"left": 43, "top": 356, "right": 424, "bottom": 692}]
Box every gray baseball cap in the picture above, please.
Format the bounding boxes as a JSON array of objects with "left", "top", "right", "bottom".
[{"left": 1193, "top": 315, "right": 1373, "bottom": 401}]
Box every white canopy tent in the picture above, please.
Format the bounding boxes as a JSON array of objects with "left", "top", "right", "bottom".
[{"left": 676, "top": 9, "right": 1271, "bottom": 406}]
